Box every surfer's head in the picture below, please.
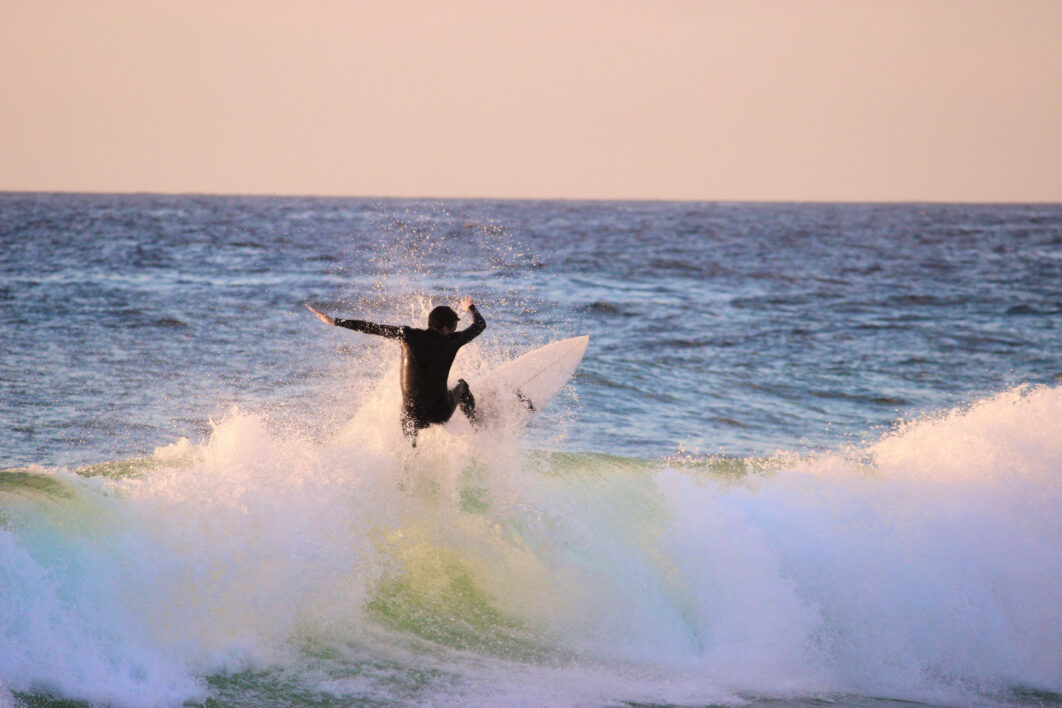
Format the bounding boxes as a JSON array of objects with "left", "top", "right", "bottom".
[{"left": 428, "top": 305, "right": 459, "bottom": 334}]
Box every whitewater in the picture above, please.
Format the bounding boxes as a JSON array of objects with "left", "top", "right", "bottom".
[{"left": 2, "top": 195, "right": 1061, "bottom": 707}]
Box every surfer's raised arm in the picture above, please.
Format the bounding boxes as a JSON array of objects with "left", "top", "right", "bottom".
[
  {"left": 453, "top": 296, "right": 486, "bottom": 345},
  {"left": 304, "top": 303, "right": 405, "bottom": 339}
]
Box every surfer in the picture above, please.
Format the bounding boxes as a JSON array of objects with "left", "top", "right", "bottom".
[{"left": 306, "top": 296, "right": 486, "bottom": 444}]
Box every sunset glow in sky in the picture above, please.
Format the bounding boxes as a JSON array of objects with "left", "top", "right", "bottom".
[{"left": 2, "top": 0, "right": 1060, "bottom": 201}]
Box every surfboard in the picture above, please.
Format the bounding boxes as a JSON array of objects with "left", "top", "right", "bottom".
[{"left": 466, "top": 335, "right": 589, "bottom": 432}]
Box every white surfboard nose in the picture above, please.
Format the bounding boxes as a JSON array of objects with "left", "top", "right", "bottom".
[{"left": 472, "top": 334, "right": 590, "bottom": 430}]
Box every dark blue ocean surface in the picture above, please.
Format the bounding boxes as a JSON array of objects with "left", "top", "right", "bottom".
[{"left": 2, "top": 194, "right": 1059, "bottom": 467}]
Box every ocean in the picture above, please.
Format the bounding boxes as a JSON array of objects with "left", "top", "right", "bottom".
[{"left": 1, "top": 193, "right": 1060, "bottom": 707}]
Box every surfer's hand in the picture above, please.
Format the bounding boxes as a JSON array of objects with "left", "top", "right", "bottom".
[
  {"left": 459, "top": 296, "right": 474, "bottom": 312},
  {"left": 305, "top": 303, "right": 335, "bottom": 326}
]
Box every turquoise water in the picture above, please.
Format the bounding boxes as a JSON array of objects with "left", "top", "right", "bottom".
[{"left": 2, "top": 195, "right": 1061, "bottom": 707}]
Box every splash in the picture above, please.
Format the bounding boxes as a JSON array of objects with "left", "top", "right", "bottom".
[{"left": 2, "top": 386, "right": 1062, "bottom": 706}]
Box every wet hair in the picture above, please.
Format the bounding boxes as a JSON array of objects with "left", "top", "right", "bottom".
[{"left": 428, "top": 305, "right": 459, "bottom": 331}]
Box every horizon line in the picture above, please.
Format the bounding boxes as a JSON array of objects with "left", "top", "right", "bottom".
[{"left": 3, "top": 189, "right": 1060, "bottom": 208}]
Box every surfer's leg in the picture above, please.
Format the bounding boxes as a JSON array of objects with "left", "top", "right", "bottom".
[
  {"left": 401, "top": 414, "right": 420, "bottom": 447},
  {"left": 451, "top": 379, "right": 478, "bottom": 426}
]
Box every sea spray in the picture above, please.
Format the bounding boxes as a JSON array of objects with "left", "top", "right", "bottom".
[
  {"left": 656, "top": 384, "right": 1062, "bottom": 701},
  {"left": 3, "top": 385, "right": 1062, "bottom": 706},
  {"left": 0, "top": 469, "right": 207, "bottom": 706}
]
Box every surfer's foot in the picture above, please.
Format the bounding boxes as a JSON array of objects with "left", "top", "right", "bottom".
[{"left": 401, "top": 417, "right": 419, "bottom": 447}]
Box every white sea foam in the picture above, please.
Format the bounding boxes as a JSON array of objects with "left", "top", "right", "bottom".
[{"left": 2, "top": 385, "right": 1061, "bottom": 706}]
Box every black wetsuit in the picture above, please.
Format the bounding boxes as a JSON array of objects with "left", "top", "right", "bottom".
[{"left": 333, "top": 305, "right": 486, "bottom": 438}]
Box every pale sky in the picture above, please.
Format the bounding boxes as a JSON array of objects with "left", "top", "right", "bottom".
[{"left": 2, "top": 0, "right": 1060, "bottom": 202}]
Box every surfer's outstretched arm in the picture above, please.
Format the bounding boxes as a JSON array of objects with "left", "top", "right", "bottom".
[
  {"left": 334, "top": 318, "right": 406, "bottom": 339},
  {"left": 305, "top": 303, "right": 406, "bottom": 340}
]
